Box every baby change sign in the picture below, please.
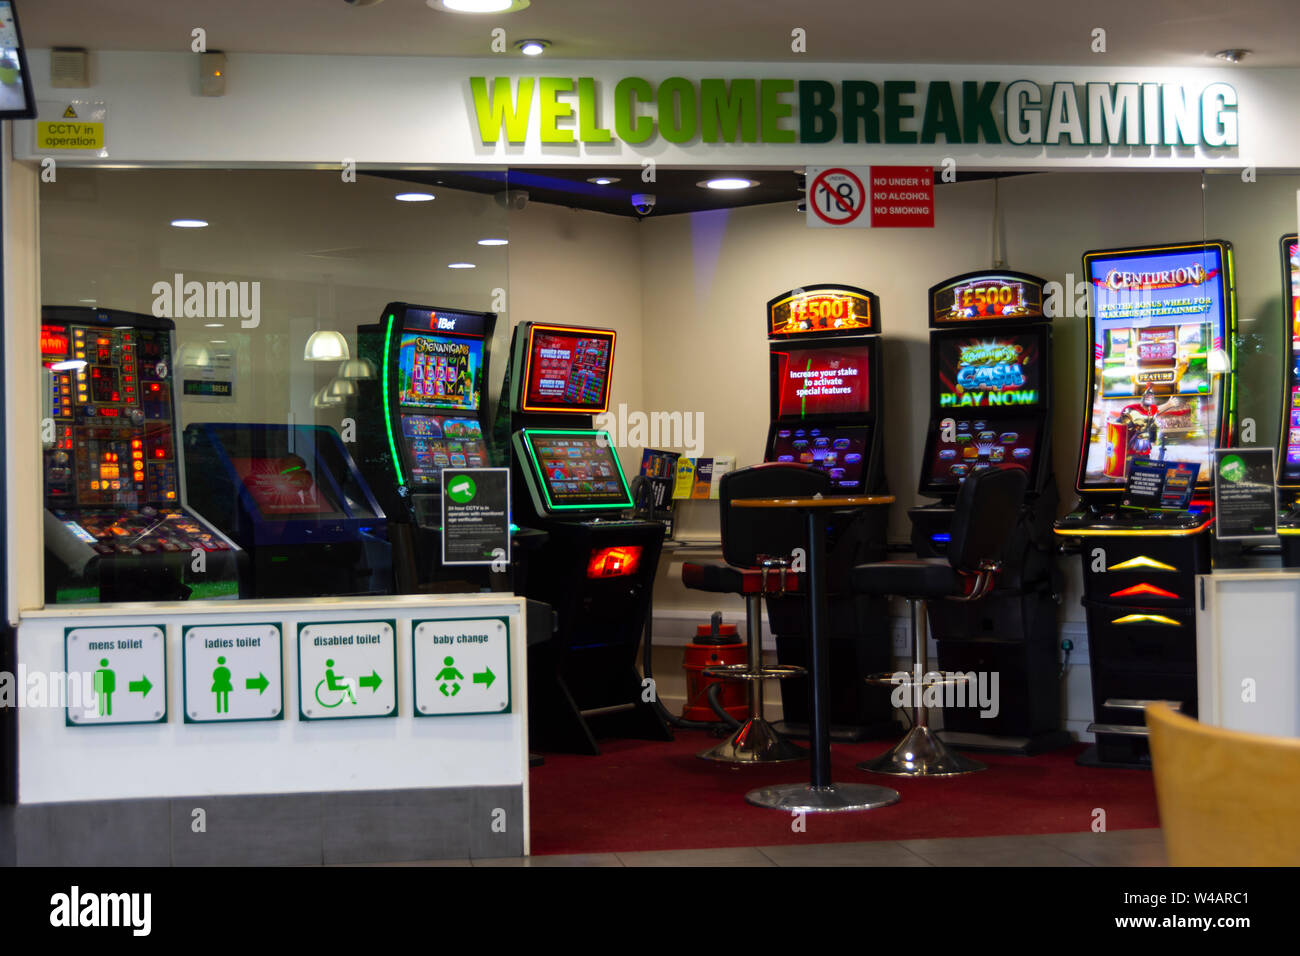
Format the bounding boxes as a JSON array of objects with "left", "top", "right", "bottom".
[
  {"left": 412, "top": 617, "right": 511, "bottom": 716},
  {"left": 182, "top": 624, "right": 283, "bottom": 723}
]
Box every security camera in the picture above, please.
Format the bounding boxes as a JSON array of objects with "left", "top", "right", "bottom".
[
  {"left": 494, "top": 189, "right": 530, "bottom": 211},
  {"left": 343, "top": 0, "right": 385, "bottom": 6},
  {"left": 631, "top": 193, "right": 656, "bottom": 215}
]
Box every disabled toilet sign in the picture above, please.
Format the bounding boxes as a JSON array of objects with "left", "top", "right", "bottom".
[
  {"left": 412, "top": 617, "right": 511, "bottom": 716},
  {"left": 182, "top": 624, "right": 283, "bottom": 723},
  {"left": 297, "top": 620, "right": 397, "bottom": 720},
  {"left": 65, "top": 625, "right": 168, "bottom": 726}
]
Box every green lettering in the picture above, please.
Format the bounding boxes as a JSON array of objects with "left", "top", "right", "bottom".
[
  {"left": 700, "top": 79, "right": 757, "bottom": 143},
  {"left": 761, "top": 79, "right": 796, "bottom": 142},
  {"left": 577, "top": 78, "right": 612, "bottom": 143},
  {"left": 841, "top": 81, "right": 880, "bottom": 143},
  {"left": 884, "top": 80, "right": 917, "bottom": 144},
  {"left": 539, "top": 77, "right": 575, "bottom": 144},
  {"left": 798, "top": 80, "right": 837, "bottom": 144},
  {"left": 962, "top": 81, "right": 1002, "bottom": 144},
  {"left": 614, "top": 77, "right": 654, "bottom": 144},
  {"left": 920, "top": 81, "right": 961, "bottom": 143},
  {"left": 657, "top": 77, "right": 697, "bottom": 144},
  {"left": 469, "top": 76, "right": 534, "bottom": 145}
]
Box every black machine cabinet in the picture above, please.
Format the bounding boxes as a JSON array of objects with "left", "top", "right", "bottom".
[
  {"left": 1055, "top": 241, "right": 1238, "bottom": 768},
  {"left": 907, "top": 270, "right": 1067, "bottom": 754},
  {"left": 1274, "top": 235, "right": 1300, "bottom": 561},
  {"left": 759, "top": 285, "right": 895, "bottom": 740},
  {"left": 500, "top": 322, "right": 672, "bottom": 754}
]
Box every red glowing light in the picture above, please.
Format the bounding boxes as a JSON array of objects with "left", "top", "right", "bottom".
[
  {"left": 586, "top": 545, "right": 643, "bottom": 579},
  {"left": 1109, "top": 582, "right": 1180, "bottom": 599}
]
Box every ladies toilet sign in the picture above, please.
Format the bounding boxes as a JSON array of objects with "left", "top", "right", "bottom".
[{"left": 181, "top": 624, "right": 283, "bottom": 723}]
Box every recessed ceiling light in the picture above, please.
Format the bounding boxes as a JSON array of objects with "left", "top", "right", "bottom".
[
  {"left": 477, "top": 238, "right": 509, "bottom": 246},
  {"left": 395, "top": 192, "right": 435, "bottom": 202},
  {"left": 698, "top": 177, "right": 759, "bottom": 190},
  {"left": 429, "top": 0, "right": 529, "bottom": 13},
  {"left": 170, "top": 218, "right": 208, "bottom": 228},
  {"left": 587, "top": 176, "right": 621, "bottom": 185},
  {"left": 517, "top": 39, "right": 550, "bottom": 56},
  {"left": 1214, "top": 49, "right": 1250, "bottom": 63},
  {"left": 78, "top": 298, "right": 96, "bottom": 303},
  {"left": 448, "top": 262, "right": 477, "bottom": 269},
  {"left": 204, "top": 323, "right": 224, "bottom": 328}
]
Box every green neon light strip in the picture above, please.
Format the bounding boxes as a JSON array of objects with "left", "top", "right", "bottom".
[
  {"left": 524, "top": 428, "right": 632, "bottom": 511},
  {"left": 382, "top": 313, "right": 404, "bottom": 487}
]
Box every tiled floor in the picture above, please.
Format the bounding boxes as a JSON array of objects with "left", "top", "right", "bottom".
[{"left": 399, "top": 828, "right": 1169, "bottom": 867}]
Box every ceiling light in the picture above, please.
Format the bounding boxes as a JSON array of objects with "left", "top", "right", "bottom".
[
  {"left": 448, "top": 262, "right": 476, "bottom": 269},
  {"left": 204, "top": 323, "right": 224, "bottom": 328},
  {"left": 78, "top": 298, "right": 96, "bottom": 303},
  {"left": 517, "top": 39, "right": 550, "bottom": 56},
  {"left": 395, "top": 192, "right": 434, "bottom": 202},
  {"left": 313, "top": 385, "right": 343, "bottom": 408},
  {"left": 699, "top": 177, "right": 759, "bottom": 190},
  {"left": 429, "top": 0, "right": 529, "bottom": 13},
  {"left": 170, "top": 218, "right": 208, "bottom": 228},
  {"left": 477, "top": 238, "right": 509, "bottom": 246},
  {"left": 587, "top": 176, "right": 621, "bottom": 185},
  {"left": 327, "top": 377, "right": 360, "bottom": 399},
  {"left": 1214, "top": 49, "right": 1250, "bottom": 63},
  {"left": 339, "top": 358, "right": 377, "bottom": 380},
  {"left": 304, "top": 330, "right": 351, "bottom": 362}
]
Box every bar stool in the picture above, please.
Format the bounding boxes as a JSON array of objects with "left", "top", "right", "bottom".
[
  {"left": 851, "top": 466, "right": 1028, "bottom": 777},
  {"left": 680, "top": 463, "right": 828, "bottom": 764}
]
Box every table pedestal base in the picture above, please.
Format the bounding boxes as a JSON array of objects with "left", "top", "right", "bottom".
[
  {"left": 698, "top": 717, "right": 808, "bottom": 764},
  {"left": 858, "top": 725, "right": 987, "bottom": 777},
  {"left": 744, "top": 782, "right": 900, "bottom": 813}
]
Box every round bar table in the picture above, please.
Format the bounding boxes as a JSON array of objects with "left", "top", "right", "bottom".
[{"left": 732, "top": 494, "right": 901, "bottom": 812}]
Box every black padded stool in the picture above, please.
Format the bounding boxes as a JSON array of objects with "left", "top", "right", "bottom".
[
  {"left": 680, "top": 463, "right": 829, "bottom": 764},
  {"left": 851, "top": 466, "right": 1028, "bottom": 777}
]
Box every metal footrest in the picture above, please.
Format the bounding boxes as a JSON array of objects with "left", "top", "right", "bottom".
[
  {"left": 1088, "top": 722, "right": 1150, "bottom": 737},
  {"left": 864, "top": 670, "right": 973, "bottom": 689},
  {"left": 701, "top": 663, "right": 806, "bottom": 682},
  {"left": 1103, "top": 698, "right": 1182, "bottom": 712}
]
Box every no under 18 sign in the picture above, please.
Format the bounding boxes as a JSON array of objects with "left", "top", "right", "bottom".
[{"left": 807, "top": 166, "right": 934, "bottom": 228}]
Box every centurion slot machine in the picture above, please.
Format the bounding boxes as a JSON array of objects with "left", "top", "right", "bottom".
[
  {"left": 354, "top": 302, "right": 497, "bottom": 589},
  {"left": 909, "top": 270, "right": 1068, "bottom": 754},
  {"left": 1275, "top": 235, "right": 1300, "bottom": 562},
  {"left": 1054, "top": 240, "right": 1237, "bottom": 768},
  {"left": 41, "top": 306, "right": 243, "bottom": 603},
  {"left": 501, "top": 321, "right": 671, "bottom": 754},
  {"left": 762, "top": 285, "right": 895, "bottom": 741}
]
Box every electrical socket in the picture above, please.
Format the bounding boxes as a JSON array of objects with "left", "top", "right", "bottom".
[{"left": 890, "top": 621, "right": 910, "bottom": 656}]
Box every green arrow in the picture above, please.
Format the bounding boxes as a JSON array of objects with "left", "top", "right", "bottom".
[
  {"left": 473, "top": 667, "right": 495, "bottom": 689},
  {"left": 245, "top": 673, "right": 269, "bottom": 694},
  {"left": 128, "top": 675, "right": 152, "bottom": 696},
  {"left": 358, "top": 670, "right": 382, "bottom": 692}
]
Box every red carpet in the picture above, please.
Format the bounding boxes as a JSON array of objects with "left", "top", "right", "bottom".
[{"left": 529, "top": 730, "right": 1159, "bottom": 855}]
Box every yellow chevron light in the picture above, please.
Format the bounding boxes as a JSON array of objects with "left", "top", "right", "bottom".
[
  {"left": 1108, "top": 555, "right": 1178, "bottom": 572},
  {"left": 1111, "top": 613, "right": 1182, "bottom": 626}
]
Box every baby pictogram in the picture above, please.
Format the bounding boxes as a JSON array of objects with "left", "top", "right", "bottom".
[{"left": 436, "top": 656, "right": 464, "bottom": 697}]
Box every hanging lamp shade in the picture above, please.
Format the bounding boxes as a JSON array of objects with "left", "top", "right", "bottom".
[
  {"left": 327, "top": 377, "right": 359, "bottom": 399},
  {"left": 313, "top": 385, "right": 343, "bottom": 408},
  {"left": 304, "top": 330, "right": 350, "bottom": 362},
  {"left": 338, "top": 357, "right": 377, "bottom": 380}
]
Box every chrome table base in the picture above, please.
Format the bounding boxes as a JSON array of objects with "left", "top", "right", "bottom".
[
  {"left": 858, "top": 724, "right": 987, "bottom": 777},
  {"left": 698, "top": 716, "right": 808, "bottom": 764},
  {"left": 745, "top": 782, "right": 901, "bottom": 813}
]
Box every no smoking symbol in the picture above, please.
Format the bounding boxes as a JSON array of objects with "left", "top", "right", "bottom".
[{"left": 810, "top": 167, "right": 866, "bottom": 225}]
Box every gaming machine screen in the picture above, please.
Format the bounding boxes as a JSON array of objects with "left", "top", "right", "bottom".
[
  {"left": 521, "top": 326, "right": 615, "bottom": 414},
  {"left": 1282, "top": 237, "right": 1300, "bottom": 484},
  {"left": 933, "top": 330, "right": 1044, "bottom": 410},
  {"left": 229, "top": 455, "right": 344, "bottom": 517},
  {"left": 767, "top": 425, "right": 869, "bottom": 492},
  {"left": 400, "top": 413, "right": 490, "bottom": 487},
  {"left": 771, "top": 344, "right": 871, "bottom": 420},
  {"left": 396, "top": 331, "right": 483, "bottom": 413},
  {"left": 525, "top": 430, "right": 633, "bottom": 508},
  {"left": 1079, "top": 243, "right": 1231, "bottom": 489}
]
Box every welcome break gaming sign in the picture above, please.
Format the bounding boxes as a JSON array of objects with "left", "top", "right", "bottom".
[{"left": 468, "top": 76, "right": 1239, "bottom": 150}]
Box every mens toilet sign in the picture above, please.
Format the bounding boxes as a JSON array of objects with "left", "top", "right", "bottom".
[
  {"left": 65, "top": 625, "right": 167, "bottom": 726},
  {"left": 412, "top": 617, "right": 511, "bottom": 716}
]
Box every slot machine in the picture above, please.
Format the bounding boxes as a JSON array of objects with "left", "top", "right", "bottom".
[
  {"left": 41, "top": 306, "right": 243, "bottom": 603},
  {"left": 500, "top": 322, "right": 671, "bottom": 755},
  {"left": 909, "top": 271, "right": 1068, "bottom": 754},
  {"left": 354, "top": 303, "right": 498, "bottom": 590},
  {"left": 760, "top": 285, "right": 895, "bottom": 741},
  {"left": 183, "top": 423, "right": 391, "bottom": 598},
  {"left": 1054, "top": 241, "right": 1237, "bottom": 768},
  {"left": 1275, "top": 235, "right": 1300, "bottom": 559}
]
